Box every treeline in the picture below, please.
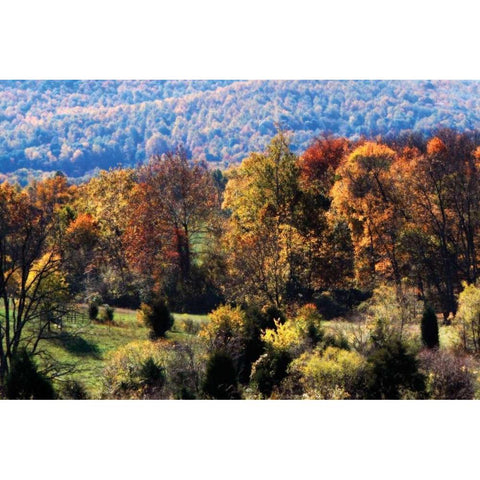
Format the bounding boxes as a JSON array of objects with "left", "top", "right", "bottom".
[
  {"left": 3, "top": 129, "right": 480, "bottom": 398},
  {"left": 3, "top": 80, "right": 480, "bottom": 180}
]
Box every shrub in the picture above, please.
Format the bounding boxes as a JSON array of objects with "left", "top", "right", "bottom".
[
  {"left": 60, "top": 379, "right": 89, "bottom": 400},
  {"left": 364, "top": 339, "right": 426, "bottom": 399},
  {"left": 418, "top": 349, "right": 475, "bottom": 399},
  {"left": 139, "top": 358, "right": 166, "bottom": 388},
  {"left": 263, "top": 305, "right": 286, "bottom": 328},
  {"left": 242, "top": 304, "right": 286, "bottom": 331},
  {"left": 314, "top": 289, "right": 371, "bottom": 319},
  {"left": 237, "top": 307, "right": 267, "bottom": 385},
  {"left": 102, "top": 340, "right": 170, "bottom": 399},
  {"left": 250, "top": 348, "right": 292, "bottom": 398},
  {"left": 140, "top": 299, "right": 174, "bottom": 339},
  {"left": 98, "top": 304, "right": 115, "bottom": 323},
  {"left": 361, "top": 285, "right": 423, "bottom": 348},
  {"left": 162, "top": 264, "right": 224, "bottom": 314},
  {"left": 296, "top": 304, "right": 325, "bottom": 347},
  {"left": 455, "top": 282, "right": 480, "bottom": 353},
  {"left": 88, "top": 302, "right": 99, "bottom": 321},
  {"left": 203, "top": 351, "right": 240, "bottom": 399},
  {"left": 5, "top": 350, "right": 56, "bottom": 400},
  {"left": 181, "top": 318, "right": 201, "bottom": 335},
  {"left": 200, "top": 305, "right": 246, "bottom": 360},
  {"left": 261, "top": 304, "right": 324, "bottom": 356},
  {"left": 165, "top": 340, "right": 206, "bottom": 399},
  {"left": 289, "top": 346, "right": 366, "bottom": 399},
  {"left": 421, "top": 305, "right": 439, "bottom": 349},
  {"left": 105, "top": 305, "right": 114, "bottom": 322}
]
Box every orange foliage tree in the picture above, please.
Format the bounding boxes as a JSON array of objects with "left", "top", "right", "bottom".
[
  {"left": 124, "top": 148, "right": 220, "bottom": 301},
  {"left": 331, "top": 142, "right": 406, "bottom": 291},
  {"left": 395, "top": 131, "right": 480, "bottom": 317}
]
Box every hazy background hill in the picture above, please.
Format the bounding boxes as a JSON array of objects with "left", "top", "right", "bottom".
[{"left": 1, "top": 80, "right": 480, "bottom": 182}]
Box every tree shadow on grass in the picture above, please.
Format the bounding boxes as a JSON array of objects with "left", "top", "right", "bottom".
[{"left": 54, "top": 331, "right": 101, "bottom": 358}]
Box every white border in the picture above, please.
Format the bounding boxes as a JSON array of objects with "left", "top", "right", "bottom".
[
  {"left": 1, "top": 0, "right": 480, "bottom": 79},
  {"left": 1, "top": 1, "right": 479, "bottom": 478}
]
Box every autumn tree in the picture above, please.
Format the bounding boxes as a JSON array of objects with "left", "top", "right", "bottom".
[
  {"left": 331, "top": 142, "right": 405, "bottom": 291},
  {"left": 63, "top": 212, "right": 100, "bottom": 295},
  {"left": 75, "top": 168, "right": 138, "bottom": 304},
  {"left": 299, "top": 135, "right": 350, "bottom": 196},
  {"left": 0, "top": 180, "right": 71, "bottom": 383},
  {"left": 125, "top": 148, "right": 221, "bottom": 309},
  {"left": 397, "top": 132, "right": 480, "bottom": 317},
  {"left": 297, "top": 136, "right": 355, "bottom": 291},
  {"left": 222, "top": 133, "right": 302, "bottom": 307}
]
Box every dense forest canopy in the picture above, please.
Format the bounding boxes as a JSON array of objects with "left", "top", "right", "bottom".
[{"left": 3, "top": 80, "right": 480, "bottom": 182}]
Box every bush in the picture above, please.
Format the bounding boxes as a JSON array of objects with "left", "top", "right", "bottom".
[
  {"left": 237, "top": 307, "right": 267, "bottom": 384},
  {"left": 139, "top": 358, "right": 166, "bottom": 388},
  {"left": 421, "top": 305, "right": 439, "bottom": 349},
  {"left": 162, "top": 264, "right": 224, "bottom": 314},
  {"left": 200, "top": 304, "right": 287, "bottom": 386},
  {"left": 364, "top": 339, "right": 426, "bottom": 399},
  {"left": 60, "top": 379, "right": 88, "bottom": 400},
  {"left": 98, "top": 304, "right": 115, "bottom": 323},
  {"left": 418, "top": 349, "right": 475, "bottom": 399},
  {"left": 165, "top": 340, "right": 206, "bottom": 399},
  {"left": 261, "top": 304, "right": 324, "bottom": 356},
  {"left": 242, "top": 304, "right": 286, "bottom": 331},
  {"left": 181, "top": 318, "right": 201, "bottom": 335},
  {"left": 263, "top": 305, "right": 286, "bottom": 328},
  {"left": 314, "top": 289, "right": 371, "bottom": 319},
  {"left": 5, "top": 350, "right": 56, "bottom": 399},
  {"left": 455, "top": 282, "right": 480, "bottom": 353},
  {"left": 200, "top": 305, "right": 246, "bottom": 360},
  {"left": 102, "top": 340, "right": 170, "bottom": 399},
  {"left": 290, "top": 346, "right": 366, "bottom": 399},
  {"left": 141, "top": 299, "right": 174, "bottom": 339},
  {"left": 88, "top": 302, "right": 99, "bottom": 321},
  {"left": 362, "top": 285, "right": 423, "bottom": 348},
  {"left": 202, "top": 351, "right": 240, "bottom": 399},
  {"left": 250, "top": 348, "right": 292, "bottom": 398}
]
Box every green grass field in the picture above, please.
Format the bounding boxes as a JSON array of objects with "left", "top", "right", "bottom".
[{"left": 37, "top": 307, "right": 209, "bottom": 399}]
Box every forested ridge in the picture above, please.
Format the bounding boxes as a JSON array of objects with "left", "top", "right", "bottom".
[
  {"left": 3, "top": 80, "right": 480, "bottom": 182},
  {"left": 3, "top": 127, "right": 480, "bottom": 400}
]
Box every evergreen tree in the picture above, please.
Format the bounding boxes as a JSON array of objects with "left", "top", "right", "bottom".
[
  {"left": 421, "top": 305, "right": 440, "bottom": 349},
  {"left": 141, "top": 298, "right": 174, "bottom": 339},
  {"left": 203, "top": 351, "right": 240, "bottom": 399},
  {"left": 5, "top": 350, "right": 56, "bottom": 400},
  {"left": 365, "top": 340, "right": 426, "bottom": 399}
]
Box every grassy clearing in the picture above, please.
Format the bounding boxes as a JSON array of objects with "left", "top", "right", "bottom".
[
  {"left": 323, "top": 318, "right": 459, "bottom": 351},
  {"left": 36, "top": 306, "right": 209, "bottom": 399}
]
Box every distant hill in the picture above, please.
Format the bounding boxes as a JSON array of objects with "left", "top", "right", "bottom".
[{"left": 1, "top": 80, "right": 480, "bottom": 181}]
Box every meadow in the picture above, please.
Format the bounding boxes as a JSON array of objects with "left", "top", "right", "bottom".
[
  {"left": 33, "top": 305, "right": 460, "bottom": 399},
  {"left": 37, "top": 307, "right": 208, "bottom": 398}
]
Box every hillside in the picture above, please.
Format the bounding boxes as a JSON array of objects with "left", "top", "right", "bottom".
[{"left": 1, "top": 80, "right": 480, "bottom": 180}]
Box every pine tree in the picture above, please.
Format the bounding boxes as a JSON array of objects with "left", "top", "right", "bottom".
[
  {"left": 421, "top": 305, "right": 440, "bottom": 349},
  {"left": 141, "top": 298, "right": 174, "bottom": 339}
]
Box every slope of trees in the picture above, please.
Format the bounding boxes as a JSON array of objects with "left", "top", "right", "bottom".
[{"left": 4, "top": 80, "right": 480, "bottom": 181}]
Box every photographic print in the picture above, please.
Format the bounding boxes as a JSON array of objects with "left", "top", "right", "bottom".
[
  {"left": 4, "top": 2, "right": 480, "bottom": 479},
  {"left": 1, "top": 80, "right": 479, "bottom": 400}
]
